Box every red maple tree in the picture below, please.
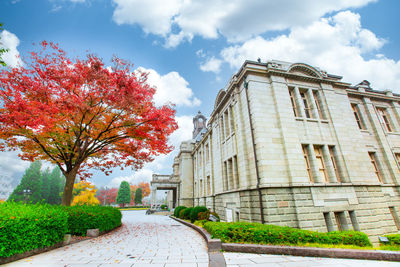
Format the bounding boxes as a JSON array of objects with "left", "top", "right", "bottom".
[
  {"left": 0, "top": 42, "right": 178, "bottom": 206},
  {"left": 97, "top": 187, "right": 118, "bottom": 205}
]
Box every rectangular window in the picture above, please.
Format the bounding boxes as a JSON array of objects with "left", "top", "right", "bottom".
[
  {"left": 220, "top": 117, "right": 225, "bottom": 141},
  {"left": 302, "top": 145, "right": 313, "bottom": 182},
  {"left": 233, "top": 155, "right": 239, "bottom": 188},
  {"left": 369, "top": 152, "right": 382, "bottom": 182},
  {"left": 329, "top": 146, "right": 341, "bottom": 182},
  {"left": 288, "top": 87, "right": 299, "bottom": 117},
  {"left": 314, "top": 146, "right": 328, "bottom": 182},
  {"left": 229, "top": 106, "right": 235, "bottom": 134},
  {"left": 334, "top": 212, "right": 347, "bottom": 231},
  {"left": 227, "top": 158, "right": 233, "bottom": 190},
  {"left": 223, "top": 161, "right": 228, "bottom": 190},
  {"left": 389, "top": 207, "right": 400, "bottom": 230},
  {"left": 194, "top": 181, "right": 197, "bottom": 197},
  {"left": 323, "top": 212, "right": 334, "bottom": 232},
  {"left": 313, "top": 91, "right": 324, "bottom": 119},
  {"left": 300, "top": 91, "right": 312, "bottom": 118},
  {"left": 224, "top": 110, "right": 230, "bottom": 137},
  {"left": 351, "top": 104, "right": 365, "bottom": 130},
  {"left": 200, "top": 179, "right": 203, "bottom": 196},
  {"left": 348, "top": 211, "right": 360, "bottom": 231},
  {"left": 206, "top": 175, "right": 211, "bottom": 195},
  {"left": 376, "top": 107, "right": 393, "bottom": 132},
  {"left": 205, "top": 144, "right": 210, "bottom": 163}
]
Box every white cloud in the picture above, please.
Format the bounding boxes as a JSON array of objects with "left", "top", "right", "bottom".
[
  {"left": 137, "top": 67, "right": 201, "bottom": 107},
  {"left": 0, "top": 151, "right": 30, "bottom": 179},
  {"left": 111, "top": 0, "right": 376, "bottom": 47},
  {"left": 108, "top": 115, "right": 193, "bottom": 187},
  {"left": 200, "top": 57, "right": 222, "bottom": 73},
  {"left": 112, "top": 0, "right": 183, "bottom": 36},
  {"left": 0, "top": 30, "right": 23, "bottom": 68},
  {"left": 217, "top": 11, "right": 399, "bottom": 90}
]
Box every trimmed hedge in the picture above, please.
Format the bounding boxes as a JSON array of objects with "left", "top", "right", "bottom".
[
  {"left": 198, "top": 210, "right": 220, "bottom": 221},
  {"left": 204, "top": 222, "right": 372, "bottom": 247},
  {"left": 174, "top": 206, "right": 187, "bottom": 217},
  {"left": 189, "top": 206, "right": 208, "bottom": 223},
  {"left": 384, "top": 234, "right": 400, "bottom": 246},
  {"left": 0, "top": 202, "right": 122, "bottom": 258},
  {"left": 182, "top": 207, "right": 193, "bottom": 220},
  {"left": 63, "top": 205, "right": 122, "bottom": 236},
  {"left": 0, "top": 202, "right": 68, "bottom": 258}
]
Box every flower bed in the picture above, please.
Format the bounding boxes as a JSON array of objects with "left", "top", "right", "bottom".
[{"left": 203, "top": 221, "right": 372, "bottom": 247}]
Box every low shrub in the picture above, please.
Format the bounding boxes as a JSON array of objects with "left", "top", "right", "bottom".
[
  {"left": 160, "top": 204, "right": 168, "bottom": 210},
  {"left": 384, "top": 234, "right": 400, "bottom": 246},
  {"left": 0, "top": 202, "right": 68, "bottom": 258},
  {"left": 203, "top": 222, "right": 372, "bottom": 247},
  {"left": 178, "top": 208, "right": 186, "bottom": 219},
  {"left": 182, "top": 207, "right": 194, "bottom": 220},
  {"left": 198, "top": 210, "right": 220, "bottom": 221},
  {"left": 174, "top": 206, "right": 186, "bottom": 217},
  {"left": 190, "top": 206, "right": 208, "bottom": 222},
  {"left": 64, "top": 205, "right": 122, "bottom": 236}
]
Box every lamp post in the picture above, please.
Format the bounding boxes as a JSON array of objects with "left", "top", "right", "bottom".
[{"left": 23, "top": 189, "right": 31, "bottom": 203}]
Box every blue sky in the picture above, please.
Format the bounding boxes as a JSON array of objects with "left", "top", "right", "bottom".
[{"left": 1, "top": 0, "right": 399, "bottom": 189}]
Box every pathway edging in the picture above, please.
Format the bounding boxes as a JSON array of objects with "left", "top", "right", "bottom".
[
  {"left": 170, "top": 216, "right": 226, "bottom": 267},
  {"left": 170, "top": 216, "right": 400, "bottom": 263}
]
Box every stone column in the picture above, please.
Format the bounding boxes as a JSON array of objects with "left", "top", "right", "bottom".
[
  {"left": 308, "top": 145, "right": 323, "bottom": 183},
  {"left": 322, "top": 145, "right": 336, "bottom": 182},
  {"left": 307, "top": 89, "right": 319, "bottom": 119},
  {"left": 151, "top": 185, "right": 157, "bottom": 208},
  {"left": 294, "top": 86, "right": 306, "bottom": 118}
]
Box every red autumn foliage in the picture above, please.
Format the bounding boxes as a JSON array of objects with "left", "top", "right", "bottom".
[
  {"left": 0, "top": 41, "right": 178, "bottom": 206},
  {"left": 96, "top": 187, "right": 118, "bottom": 205},
  {"left": 130, "top": 182, "right": 151, "bottom": 205}
]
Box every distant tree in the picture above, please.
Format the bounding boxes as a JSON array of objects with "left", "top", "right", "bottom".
[
  {"left": 116, "top": 181, "right": 131, "bottom": 207},
  {"left": 71, "top": 180, "right": 99, "bottom": 206},
  {"left": 40, "top": 168, "right": 51, "bottom": 202},
  {"left": 8, "top": 161, "right": 42, "bottom": 203},
  {"left": 47, "top": 167, "right": 64, "bottom": 204},
  {"left": 0, "top": 23, "right": 9, "bottom": 67},
  {"left": 134, "top": 187, "right": 143, "bottom": 205},
  {"left": 130, "top": 182, "right": 150, "bottom": 204},
  {"left": 96, "top": 187, "right": 118, "bottom": 205}
]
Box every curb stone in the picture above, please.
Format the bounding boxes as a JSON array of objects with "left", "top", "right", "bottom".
[
  {"left": 170, "top": 216, "right": 400, "bottom": 263},
  {"left": 170, "top": 216, "right": 226, "bottom": 267}
]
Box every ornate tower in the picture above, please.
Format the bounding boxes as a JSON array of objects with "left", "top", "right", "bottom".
[{"left": 192, "top": 111, "right": 207, "bottom": 139}]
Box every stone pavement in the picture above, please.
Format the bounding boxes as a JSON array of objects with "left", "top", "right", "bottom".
[
  {"left": 224, "top": 252, "right": 400, "bottom": 267},
  {"left": 5, "top": 210, "right": 209, "bottom": 267}
]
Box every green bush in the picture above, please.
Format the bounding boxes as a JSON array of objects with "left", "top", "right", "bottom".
[
  {"left": 64, "top": 205, "right": 122, "bottom": 236},
  {"left": 0, "top": 202, "right": 68, "bottom": 258},
  {"left": 190, "top": 206, "right": 208, "bottom": 222},
  {"left": 178, "top": 208, "right": 186, "bottom": 219},
  {"left": 384, "top": 234, "right": 400, "bottom": 245},
  {"left": 160, "top": 204, "right": 168, "bottom": 210},
  {"left": 0, "top": 202, "right": 123, "bottom": 258},
  {"left": 182, "top": 207, "right": 193, "bottom": 220},
  {"left": 198, "top": 210, "right": 220, "bottom": 221},
  {"left": 174, "top": 206, "right": 186, "bottom": 217},
  {"left": 203, "top": 222, "right": 372, "bottom": 247}
]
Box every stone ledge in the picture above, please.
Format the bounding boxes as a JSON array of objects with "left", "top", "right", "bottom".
[{"left": 221, "top": 243, "right": 400, "bottom": 262}]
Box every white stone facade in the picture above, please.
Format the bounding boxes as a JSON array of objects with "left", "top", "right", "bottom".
[{"left": 158, "top": 60, "right": 400, "bottom": 243}]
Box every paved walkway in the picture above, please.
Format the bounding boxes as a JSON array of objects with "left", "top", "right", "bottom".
[
  {"left": 224, "top": 252, "right": 400, "bottom": 267},
  {"left": 5, "top": 210, "right": 209, "bottom": 267}
]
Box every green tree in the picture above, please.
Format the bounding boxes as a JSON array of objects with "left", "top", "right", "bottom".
[
  {"left": 116, "top": 181, "right": 131, "bottom": 207},
  {"left": 40, "top": 168, "right": 51, "bottom": 202},
  {"left": 0, "top": 23, "right": 9, "bottom": 67},
  {"left": 134, "top": 188, "right": 143, "bottom": 205},
  {"left": 48, "top": 167, "right": 64, "bottom": 204},
  {"left": 8, "top": 161, "right": 42, "bottom": 203}
]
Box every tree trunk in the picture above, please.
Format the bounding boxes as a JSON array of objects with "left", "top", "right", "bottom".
[{"left": 62, "top": 170, "right": 77, "bottom": 206}]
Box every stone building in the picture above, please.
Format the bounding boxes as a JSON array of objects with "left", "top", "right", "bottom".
[{"left": 153, "top": 60, "right": 400, "bottom": 242}]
